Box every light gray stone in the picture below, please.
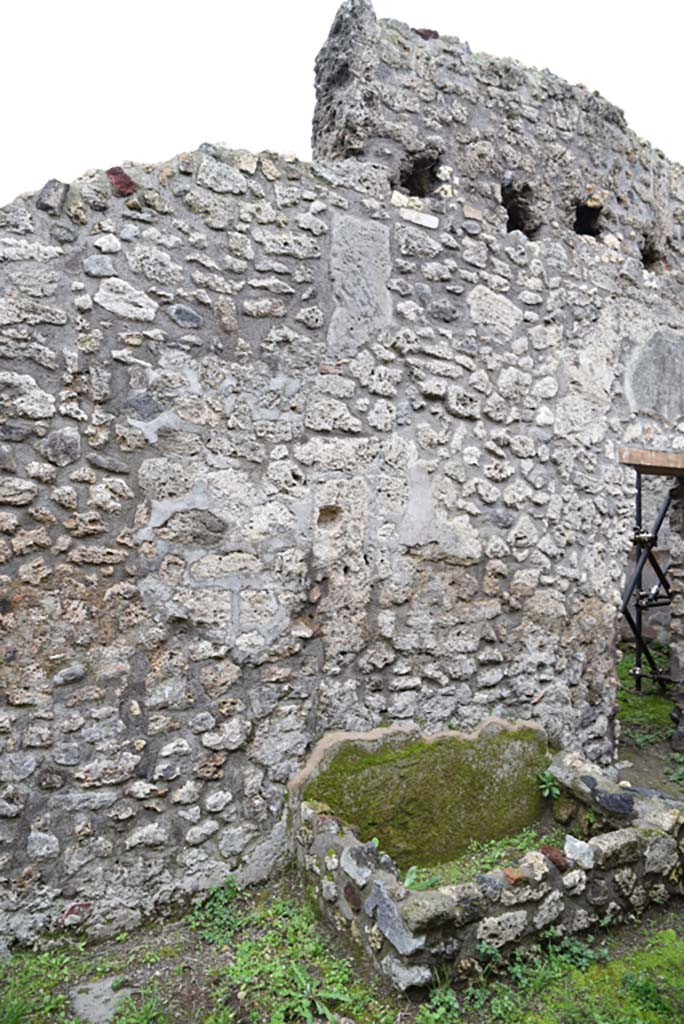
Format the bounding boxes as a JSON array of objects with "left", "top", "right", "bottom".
[
  {"left": 94, "top": 277, "right": 158, "bottom": 321},
  {"left": 69, "top": 978, "right": 133, "bottom": 1024},
  {"left": 477, "top": 910, "right": 528, "bottom": 948},
  {"left": 381, "top": 954, "right": 432, "bottom": 990},
  {"left": 0, "top": 477, "right": 38, "bottom": 505},
  {"left": 564, "top": 834, "right": 595, "bottom": 870},
  {"left": 327, "top": 213, "right": 391, "bottom": 357},
  {"left": 340, "top": 843, "right": 374, "bottom": 886},
  {"left": 364, "top": 881, "right": 426, "bottom": 955}
]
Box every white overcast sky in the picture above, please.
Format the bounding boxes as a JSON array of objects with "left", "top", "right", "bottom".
[{"left": 1, "top": 0, "right": 681, "bottom": 207}]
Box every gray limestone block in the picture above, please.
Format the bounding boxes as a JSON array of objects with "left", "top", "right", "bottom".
[
  {"left": 0, "top": 477, "right": 38, "bottom": 505},
  {"left": 40, "top": 427, "right": 81, "bottom": 467},
  {"left": 380, "top": 954, "right": 432, "bottom": 991},
  {"left": 476, "top": 909, "right": 528, "bottom": 948},
  {"left": 94, "top": 278, "right": 158, "bottom": 321},
  {"left": 52, "top": 664, "right": 86, "bottom": 686},
  {"left": 166, "top": 303, "right": 204, "bottom": 329},
  {"left": 340, "top": 843, "right": 375, "bottom": 887},
  {"left": 364, "top": 880, "right": 426, "bottom": 955},
  {"left": 626, "top": 329, "right": 684, "bottom": 423},
  {"left": 36, "top": 179, "right": 70, "bottom": 216},
  {"left": 327, "top": 213, "right": 391, "bottom": 358},
  {"left": 564, "top": 835, "right": 595, "bottom": 870},
  {"left": 644, "top": 834, "right": 678, "bottom": 875},
  {"left": 83, "top": 255, "right": 115, "bottom": 277},
  {"left": 588, "top": 828, "right": 642, "bottom": 869},
  {"left": 400, "top": 890, "right": 457, "bottom": 933}
]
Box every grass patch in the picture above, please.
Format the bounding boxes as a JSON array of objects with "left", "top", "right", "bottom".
[
  {"left": 1, "top": 872, "right": 682, "bottom": 1024},
  {"left": 617, "top": 644, "right": 673, "bottom": 746},
  {"left": 204, "top": 893, "right": 395, "bottom": 1024},
  {"left": 404, "top": 823, "right": 568, "bottom": 890},
  {"left": 0, "top": 946, "right": 87, "bottom": 1023},
  {"left": 113, "top": 984, "right": 170, "bottom": 1024},
  {"left": 416, "top": 924, "right": 684, "bottom": 1024},
  {"left": 524, "top": 927, "right": 684, "bottom": 1023}
]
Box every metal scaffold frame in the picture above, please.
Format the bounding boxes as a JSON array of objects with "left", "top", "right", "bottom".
[{"left": 620, "top": 469, "right": 674, "bottom": 693}]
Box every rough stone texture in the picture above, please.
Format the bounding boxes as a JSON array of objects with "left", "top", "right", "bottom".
[
  {"left": 294, "top": 750, "right": 684, "bottom": 989},
  {"left": 2, "top": 0, "right": 684, "bottom": 943}
]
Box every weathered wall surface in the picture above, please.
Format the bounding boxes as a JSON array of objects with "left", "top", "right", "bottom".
[{"left": 2, "top": 0, "right": 684, "bottom": 942}]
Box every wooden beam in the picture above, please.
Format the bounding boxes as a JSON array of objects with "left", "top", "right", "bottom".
[{"left": 618, "top": 447, "right": 684, "bottom": 478}]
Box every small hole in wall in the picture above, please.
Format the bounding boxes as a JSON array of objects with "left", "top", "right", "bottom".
[
  {"left": 574, "top": 202, "right": 602, "bottom": 237},
  {"left": 328, "top": 60, "right": 351, "bottom": 89},
  {"left": 501, "top": 179, "right": 540, "bottom": 238},
  {"left": 398, "top": 155, "right": 442, "bottom": 198},
  {"left": 640, "top": 235, "right": 663, "bottom": 270},
  {"left": 317, "top": 506, "right": 340, "bottom": 527}
]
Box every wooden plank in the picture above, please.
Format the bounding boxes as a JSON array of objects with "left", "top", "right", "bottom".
[{"left": 618, "top": 447, "right": 684, "bottom": 477}]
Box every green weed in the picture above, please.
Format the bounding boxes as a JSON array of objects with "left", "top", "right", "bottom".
[
  {"left": 0, "top": 947, "right": 86, "bottom": 1023},
  {"left": 415, "top": 982, "right": 461, "bottom": 1023},
  {"left": 525, "top": 928, "right": 684, "bottom": 1023},
  {"left": 113, "top": 984, "right": 170, "bottom": 1024},
  {"left": 617, "top": 645, "right": 673, "bottom": 733},
  {"left": 187, "top": 876, "right": 242, "bottom": 946},
  {"left": 536, "top": 769, "right": 561, "bottom": 800},
  {"left": 207, "top": 895, "right": 394, "bottom": 1024},
  {"left": 404, "top": 824, "right": 568, "bottom": 889},
  {"left": 665, "top": 752, "right": 684, "bottom": 786}
]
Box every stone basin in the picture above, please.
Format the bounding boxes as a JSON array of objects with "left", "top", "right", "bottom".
[{"left": 289, "top": 722, "right": 684, "bottom": 991}]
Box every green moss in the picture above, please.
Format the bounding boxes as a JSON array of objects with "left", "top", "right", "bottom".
[
  {"left": 617, "top": 645, "right": 674, "bottom": 735},
  {"left": 303, "top": 727, "right": 548, "bottom": 871},
  {"left": 526, "top": 929, "right": 684, "bottom": 1023}
]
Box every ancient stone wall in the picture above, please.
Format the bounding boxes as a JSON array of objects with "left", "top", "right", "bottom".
[{"left": 2, "top": 0, "right": 684, "bottom": 943}]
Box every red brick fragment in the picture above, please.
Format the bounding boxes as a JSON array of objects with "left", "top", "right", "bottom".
[
  {"left": 106, "top": 166, "right": 137, "bottom": 196},
  {"left": 344, "top": 881, "right": 362, "bottom": 912},
  {"left": 59, "top": 901, "right": 93, "bottom": 927},
  {"left": 503, "top": 866, "right": 528, "bottom": 886},
  {"left": 540, "top": 845, "right": 569, "bottom": 873}
]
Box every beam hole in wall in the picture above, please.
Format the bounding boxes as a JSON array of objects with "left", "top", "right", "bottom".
[
  {"left": 317, "top": 505, "right": 340, "bottom": 527},
  {"left": 640, "top": 235, "right": 663, "bottom": 271},
  {"left": 501, "top": 177, "right": 540, "bottom": 238},
  {"left": 574, "top": 201, "right": 602, "bottom": 237},
  {"left": 397, "top": 154, "right": 442, "bottom": 198},
  {"left": 328, "top": 59, "right": 351, "bottom": 90}
]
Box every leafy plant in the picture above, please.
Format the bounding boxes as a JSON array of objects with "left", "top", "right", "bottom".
[
  {"left": 287, "top": 963, "right": 352, "bottom": 1022},
  {"left": 623, "top": 724, "right": 672, "bottom": 748},
  {"left": 415, "top": 982, "right": 462, "bottom": 1023},
  {"left": 0, "top": 987, "right": 32, "bottom": 1024},
  {"left": 405, "top": 864, "right": 441, "bottom": 890},
  {"left": 0, "top": 947, "right": 87, "bottom": 1023},
  {"left": 665, "top": 753, "right": 684, "bottom": 786},
  {"left": 537, "top": 769, "right": 561, "bottom": 800},
  {"left": 188, "top": 875, "right": 242, "bottom": 945},
  {"left": 113, "top": 985, "right": 170, "bottom": 1024},
  {"left": 215, "top": 894, "right": 394, "bottom": 1024}
]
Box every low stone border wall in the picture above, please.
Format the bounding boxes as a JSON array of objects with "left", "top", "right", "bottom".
[{"left": 290, "top": 738, "right": 684, "bottom": 991}]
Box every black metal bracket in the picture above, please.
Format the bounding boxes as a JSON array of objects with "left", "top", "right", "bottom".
[{"left": 620, "top": 470, "right": 674, "bottom": 693}]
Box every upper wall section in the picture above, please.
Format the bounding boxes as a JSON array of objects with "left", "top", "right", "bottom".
[{"left": 313, "top": 0, "right": 684, "bottom": 269}]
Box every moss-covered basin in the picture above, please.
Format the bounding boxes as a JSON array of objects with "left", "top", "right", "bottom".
[{"left": 293, "top": 720, "right": 549, "bottom": 871}]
